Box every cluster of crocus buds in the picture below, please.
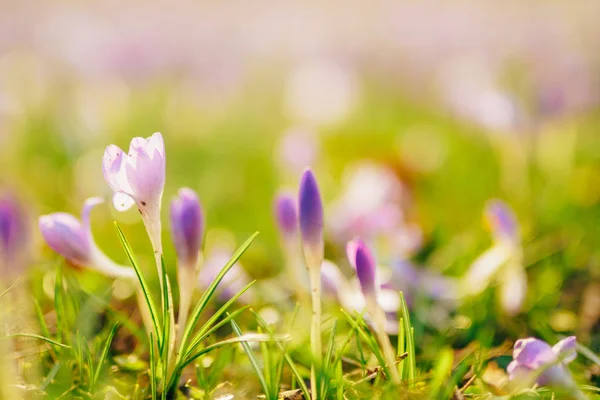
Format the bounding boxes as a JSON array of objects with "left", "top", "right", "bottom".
[
  {"left": 508, "top": 336, "right": 585, "bottom": 399},
  {"left": 462, "top": 199, "right": 527, "bottom": 315}
]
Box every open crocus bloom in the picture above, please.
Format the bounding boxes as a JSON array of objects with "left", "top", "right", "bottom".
[
  {"left": 102, "top": 132, "right": 165, "bottom": 214},
  {"left": 507, "top": 337, "right": 579, "bottom": 391},
  {"left": 39, "top": 198, "right": 135, "bottom": 279},
  {"left": 462, "top": 199, "right": 527, "bottom": 315}
]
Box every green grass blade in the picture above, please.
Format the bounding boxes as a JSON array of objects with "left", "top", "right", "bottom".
[
  {"left": 0, "top": 277, "right": 19, "bottom": 299},
  {"left": 149, "top": 333, "right": 157, "bottom": 400},
  {"left": 181, "top": 306, "right": 250, "bottom": 365},
  {"left": 428, "top": 348, "right": 453, "bottom": 399},
  {"left": 340, "top": 310, "right": 390, "bottom": 379},
  {"left": 54, "top": 265, "right": 66, "bottom": 345},
  {"left": 320, "top": 320, "right": 338, "bottom": 399},
  {"left": 92, "top": 323, "right": 118, "bottom": 388},
  {"left": 397, "top": 316, "right": 405, "bottom": 380},
  {"left": 181, "top": 331, "right": 289, "bottom": 370},
  {"left": 231, "top": 319, "right": 271, "bottom": 399},
  {"left": 399, "top": 292, "right": 416, "bottom": 386},
  {"left": 251, "top": 309, "right": 310, "bottom": 400},
  {"left": 178, "top": 232, "right": 259, "bottom": 358},
  {"left": 7, "top": 333, "right": 71, "bottom": 349},
  {"left": 183, "top": 280, "right": 256, "bottom": 360},
  {"left": 115, "top": 223, "right": 162, "bottom": 345}
]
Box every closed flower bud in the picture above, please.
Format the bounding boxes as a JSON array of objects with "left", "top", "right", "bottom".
[
  {"left": 274, "top": 192, "right": 298, "bottom": 240},
  {"left": 347, "top": 239, "right": 377, "bottom": 297},
  {"left": 170, "top": 188, "right": 204, "bottom": 269},
  {"left": 298, "top": 168, "right": 323, "bottom": 269}
]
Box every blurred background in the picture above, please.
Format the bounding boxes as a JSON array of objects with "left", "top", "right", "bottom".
[{"left": 1, "top": 0, "right": 600, "bottom": 364}]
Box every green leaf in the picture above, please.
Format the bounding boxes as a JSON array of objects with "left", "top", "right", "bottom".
[
  {"left": 114, "top": 223, "right": 162, "bottom": 346},
  {"left": 92, "top": 323, "right": 118, "bottom": 389},
  {"left": 177, "top": 232, "right": 259, "bottom": 360},
  {"left": 231, "top": 319, "right": 271, "bottom": 399},
  {"left": 6, "top": 333, "right": 71, "bottom": 349},
  {"left": 181, "top": 331, "right": 289, "bottom": 369},
  {"left": 320, "top": 320, "right": 338, "bottom": 399}
]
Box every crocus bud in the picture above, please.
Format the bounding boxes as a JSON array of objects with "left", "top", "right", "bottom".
[
  {"left": 39, "top": 198, "right": 135, "bottom": 279},
  {"left": 298, "top": 168, "right": 323, "bottom": 269},
  {"left": 102, "top": 132, "right": 166, "bottom": 213},
  {"left": 170, "top": 188, "right": 204, "bottom": 269},
  {"left": 347, "top": 239, "right": 377, "bottom": 297},
  {"left": 508, "top": 336, "right": 580, "bottom": 391},
  {"left": 274, "top": 192, "right": 298, "bottom": 240}
]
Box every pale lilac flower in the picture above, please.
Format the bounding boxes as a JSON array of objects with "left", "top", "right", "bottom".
[
  {"left": 328, "top": 162, "right": 422, "bottom": 258},
  {"left": 170, "top": 188, "right": 204, "bottom": 269},
  {"left": 102, "top": 132, "right": 165, "bottom": 213},
  {"left": 347, "top": 239, "right": 377, "bottom": 297},
  {"left": 507, "top": 336, "right": 582, "bottom": 395},
  {"left": 298, "top": 168, "right": 324, "bottom": 270},
  {"left": 39, "top": 198, "right": 135, "bottom": 279},
  {"left": 273, "top": 192, "right": 298, "bottom": 240},
  {"left": 276, "top": 127, "right": 319, "bottom": 174},
  {"left": 462, "top": 199, "right": 526, "bottom": 315},
  {"left": 0, "top": 194, "right": 29, "bottom": 278}
]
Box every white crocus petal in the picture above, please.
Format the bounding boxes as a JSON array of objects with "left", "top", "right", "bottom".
[
  {"left": 102, "top": 144, "right": 134, "bottom": 195},
  {"left": 499, "top": 261, "right": 527, "bottom": 315},
  {"left": 113, "top": 192, "right": 136, "bottom": 211},
  {"left": 81, "top": 197, "right": 105, "bottom": 232},
  {"left": 464, "top": 243, "right": 511, "bottom": 295},
  {"left": 377, "top": 289, "right": 400, "bottom": 314},
  {"left": 552, "top": 336, "right": 577, "bottom": 363}
]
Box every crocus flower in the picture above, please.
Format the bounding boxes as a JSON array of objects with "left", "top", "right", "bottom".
[
  {"left": 197, "top": 246, "right": 253, "bottom": 303},
  {"left": 0, "top": 194, "right": 29, "bottom": 279},
  {"left": 346, "top": 238, "right": 401, "bottom": 384},
  {"left": 39, "top": 198, "right": 135, "bottom": 279},
  {"left": 274, "top": 192, "right": 298, "bottom": 241},
  {"left": 347, "top": 239, "right": 376, "bottom": 297},
  {"left": 298, "top": 168, "right": 324, "bottom": 270},
  {"left": 170, "top": 188, "right": 204, "bottom": 269},
  {"left": 462, "top": 199, "right": 526, "bottom": 315},
  {"left": 298, "top": 168, "right": 324, "bottom": 395},
  {"left": 507, "top": 336, "right": 584, "bottom": 398},
  {"left": 274, "top": 191, "right": 309, "bottom": 296},
  {"left": 102, "top": 132, "right": 166, "bottom": 253},
  {"left": 170, "top": 187, "right": 204, "bottom": 342}
]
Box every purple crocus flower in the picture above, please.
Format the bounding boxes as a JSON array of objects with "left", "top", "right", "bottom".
[
  {"left": 462, "top": 199, "right": 526, "bottom": 315},
  {"left": 298, "top": 168, "right": 324, "bottom": 270},
  {"left": 0, "top": 194, "right": 29, "bottom": 277},
  {"left": 507, "top": 336, "right": 582, "bottom": 396},
  {"left": 170, "top": 188, "right": 204, "bottom": 269},
  {"left": 347, "top": 239, "right": 377, "bottom": 297},
  {"left": 39, "top": 198, "right": 135, "bottom": 279},
  {"left": 273, "top": 192, "right": 298, "bottom": 240}
]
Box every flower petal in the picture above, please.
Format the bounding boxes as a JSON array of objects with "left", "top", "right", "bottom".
[
  {"left": 39, "top": 212, "right": 90, "bottom": 265},
  {"left": 464, "top": 243, "right": 510, "bottom": 294},
  {"left": 513, "top": 338, "right": 557, "bottom": 369},
  {"left": 552, "top": 336, "right": 577, "bottom": 364},
  {"left": 499, "top": 261, "right": 527, "bottom": 315},
  {"left": 113, "top": 192, "right": 136, "bottom": 211},
  {"left": 102, "top": 144, "right": 134, "bottom": 195}
]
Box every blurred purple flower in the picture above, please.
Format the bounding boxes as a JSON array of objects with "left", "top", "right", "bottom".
[
  {"left": 274, "top": 191, "right": 298, "bottom": 240},
  {"left": 508, "top": 336, "right": 581, "bottom": 394},
  {"left": 347, "top": 239, "right": 377, "bottom": 297},
  {"left": 102, "top": 132, "right": 165, "bottom": 214},
  {"left": 170, "top": 187, "right": 204, "bottom": 269},
  {"left": 39, "top": 198, "right": 134, "bottom": 279},
  {"left": 298, "top": 168, "right": 324, "bottom": 269},
  {"left": 276, "top": 127, "right": 319, "bottom": 173},
  {"left": 462, "top": 199, "right": 526, "bottom": 315},
  {"left": 328, "top": 162, "right": 422, "bottom": 258},
  {"left": 0, "top": 194, "right": 29, "bottom": 278}
]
